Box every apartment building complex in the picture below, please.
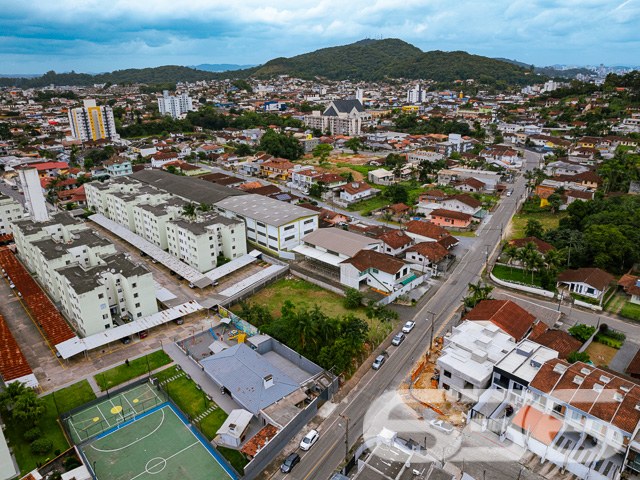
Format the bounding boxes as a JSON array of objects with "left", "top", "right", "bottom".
[
  {"left": 12, "top": 212, "right": 156, "bottom": 336},
  {"left": 158, "top": 90, "right": 193, "bottom": 119},
  {"left": 0, "top": 194, "right": 24, "bottom": 236},
  {"left": 68, "top": 99, "right": 119, "bottom": 141},
  {"left": 85, "top": 170, "right": 247, "bottom": 271}
]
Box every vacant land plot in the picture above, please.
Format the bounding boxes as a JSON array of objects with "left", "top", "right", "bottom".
[
  {"left": 621, "top": 301, "right": 640, "bottom": 320},
  {"left": 508, "top": 211, "right": 567, "bottom": 240},
  {"left": 492, "top": 265, "right": 546, "bottom": 288},
  {"left": 585, "top": 342, "right": 618, "bottom": 367}
]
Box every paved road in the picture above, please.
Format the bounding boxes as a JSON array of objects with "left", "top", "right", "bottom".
[{"left": 271, "top": 150, "right": 543, "bottom": 479}]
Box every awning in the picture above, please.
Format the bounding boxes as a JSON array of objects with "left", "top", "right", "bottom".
[
  {"left": 511, "top": 405, "right": 562, "bottom": 445},
  {"left": 401, "top": 274, "right": 417, "bottom": 285}
]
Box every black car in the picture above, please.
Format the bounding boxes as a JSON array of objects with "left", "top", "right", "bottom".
[
  {"left": 281, "top": 453, "right": 300, "bottom": 473},
  {"left": 120, "top": 337, "right": 131, "bottom": 345}
]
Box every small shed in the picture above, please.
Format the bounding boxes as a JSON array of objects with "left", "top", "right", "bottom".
[{"left": 217, "top": 409, "right": 254, "bottom": 447}]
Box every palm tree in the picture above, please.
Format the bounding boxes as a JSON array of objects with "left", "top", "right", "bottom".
[
  {"left": 502, "top": 245, "right": 519, "bottom": 275},
  {"left": 528, "top": 252, "right": 544, "bottom": 284},
  {"left": 295, "top": 310, "right": 317, "bottom": 349},
  {"left": 519, "top": 242, "right": 538, "bottom": 278},
  {"left": 197, "top": 203, "right": 211, "bottom": 213},
  {"left": 466, "top": 281, "right": 494, "bottom": 307},
  {"left": 182, "top": 202, "right": 197, "bottom": 220},
  {"left": 0, "top": 381, "right": 29, "bottom": 411},
  {"left": 544, "top": 249, "right": 565, "bottom": 275}
]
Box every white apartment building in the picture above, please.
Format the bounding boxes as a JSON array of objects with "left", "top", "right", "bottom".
[
  {"left": 215, "top": 194, "right": 318, "bottom": 256},
  {"left": 68, "top": 99, "right": 119, "bottom": 141},
  {"left": 85, "top": 171, "right": 247, "bottom": 270},
  {"left": 158, "top": 90, "right": 193, "bottom": 119},
  {"left": 12, "top": 212, "right": 157, "bottom": 336},
  {"left": 305, "top": 100, "right": 371, "bottom": 136},
  {"left": 406, "top": 84, "right": 426, "bottom": 104},
  {"left": 0, "top": 195, "right": 24, "bottom": 236}
]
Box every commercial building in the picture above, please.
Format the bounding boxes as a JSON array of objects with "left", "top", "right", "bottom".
[
  {"left": 158, "top": 90, "right": 193, "bottom": 119},
  {"left": 216, "top": 194, "right": 318, "bottom": 256},
  {"left": 18, "top": 167, "right": 48, "bottom": 222},
  {"left": 12, "top": 211, "right": 157, "bottom": 336},
  {"left": 68, "top": 99, "right": 119, "bottom": 141}
]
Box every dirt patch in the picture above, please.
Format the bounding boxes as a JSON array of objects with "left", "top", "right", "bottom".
[
  {"left": 328, "top": 154, "right": 371, "bottom": 165},
  {"left": 585, "top": 342, "right": 618, "bottom": 367}
]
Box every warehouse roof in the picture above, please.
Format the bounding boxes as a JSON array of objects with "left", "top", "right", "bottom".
[{"left": 216, "top": 194, "right": 318, "bottom": 227}]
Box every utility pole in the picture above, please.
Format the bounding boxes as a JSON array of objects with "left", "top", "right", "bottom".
[
  {"left": 339, "top": 413, "right": 350, "bottom": 466},
  {"left": 427, "top": 310, "right": 436, "bottom": 347}
]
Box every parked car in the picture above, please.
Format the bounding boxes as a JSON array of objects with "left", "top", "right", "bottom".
[
  {"left": 280, "top": 453, "right": 300, "bottom": 473},
  {"left": 392, "top": 332, "right": 405, "bottom": 346},
  {"left": 139, "top": 330, "right": 148, "bottom": 339},
  {"left": 372, "top": 354, "right": 386, "bottom": 370},
  {"left": 174, "top": 318, "right": 184, "bottom": 325},
  {"left": 8, "top": 282, "right": 15, "bottom": 289},
  {"left": 188, "top": 283, "right": 196, "bottom": 289},
  {"left": 506, "top": 189, "right": 513, "bottom": 197},
  {"left": 151, "top": 259, "right": 158, "bottom": 264},
  {"left": 213, "top": 280, "right": 219, "bottom": 287},
  {"left": 139, "top": 251, "right": 147, "bottom": 257},
  {"left": 176, "top": 275, "right": 184, "bottom": 281},
  {"left": 120, "top": 337, "right": 131, "bottom": 345},
  {"left": 429, "top": 419, "right": 454, "bottom": 435},
  {"left": 402, "top": 321, "right": 416, "bottom": 334},
  {"left": 169, "top": 270, "right": 176, "bottom": 276},
  {"left": 299, "top": 429, "right": 319, "bottom": 451}
]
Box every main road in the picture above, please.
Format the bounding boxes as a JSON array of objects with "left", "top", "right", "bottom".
[{"left": 269, "top": 149, "right": 544, "bottom": 479}]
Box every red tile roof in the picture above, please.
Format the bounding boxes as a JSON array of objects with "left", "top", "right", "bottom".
[
  {"left": 240, "top": 424, "right": 279, "bottom": 457},
  {"left": 341, "top": 181, "right": 373, "bottom": 195},
  {"left": 619, "top": 274, "right": 640, "bottom": 297},
  {"left": 405, "top": 242, "right": 449, "bottom": 262},
  {"left": 508, "top": 237, "right": 556, "bottom": 255},
  {"left": 464, "top": 300, "right": 536, "bottom": 341},
  {"left": 0, "top": 310, "right": 33, "bottom": 382},
  {"left": 429, "top": 208, "right": 473, "bottom": 222},
  {"left": 376, "top": 229, "right": 413, "bottom": 249},
  {"left": 557, "top": 268, "right": 613, "bottom": 292},
  {"left": 530, "top": 330, "right": 582, "bottom": 360},
  {"left": 340, "top": 250, "right": 407, "bottom": 275},
  {"left": 405, "top": 220, "right": 449, "bottom": 240}
]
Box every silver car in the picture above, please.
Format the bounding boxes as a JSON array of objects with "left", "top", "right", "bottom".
[
  {"left": 392, "top": 332, "right": 405, "bottom": 346},
  {"left": 429, "top": 419, "right": 454, "bottom": 434}
]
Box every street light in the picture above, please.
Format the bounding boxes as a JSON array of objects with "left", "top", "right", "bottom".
[{"left": 338, "top": 413, "right": 350, "bottom": 466}]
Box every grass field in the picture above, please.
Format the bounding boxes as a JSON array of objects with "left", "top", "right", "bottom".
[
  {"left": 234, "top": 277, "right": 366, "bottom": 320},
  {"left": 82, "top": 406, "right": 233, "bottom": 480},
  {"left": 95, "top": 350, "right": 173, "bottom": 391},
  {"left": 621, "top": 301, "right": 640, "bottom": 320},
  {"left": 164, "top": 376, "right": 213, "bottom": 421},
  {"left": 585, "top": 342, "right": 618, "bottom": 367},
  {"left": 594, "top": 333, "right": 624, "bottom": 349},
  {"left": 153, "top": 365, "right": 182, "bottom": 384},
  {"left": 4, "top": 380, "right": 96, "bottom": 475},
  {"left": 492, "top": 264, "right": 545, "bottom": 288},
  {"left": 508, "top": 211, "right": 567, "bottom": 240},
  {"left": 217, "top": 446, "right": 249, "bottom": 475}
]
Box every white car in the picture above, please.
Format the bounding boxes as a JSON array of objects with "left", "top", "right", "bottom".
[
  {"left": 300, "top": 429, "right": 319, "bottom": 451},
  {"left": 402, "top": 321, "right": 416, "bottom": 334},
  {"left": 429, "top": 419, "right": 454, "bottom": 435}
]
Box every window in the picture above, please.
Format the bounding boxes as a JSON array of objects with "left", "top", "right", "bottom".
[
  {"left": 268, "top": 235, "right": 277, "bottom": 241},
  {"left": 98, "top": 293, "right": 104, "bottom": 299},
  {"left": 257, "top": 221, "right": 265, "bottom": 228},
  {"left": 284, "top": 235, "right": 295, "bottom": 242},
  {"left": 304, "top": 218, "right": 314, "bottom": 225},
  {"left": 102, "top": 314, "right": 108, "bottom": 320},
  {"left": 373, "top": 268, "right": 379, "bottom": 274},
  {"left": 135, "top": 302, "right": 140, "bottom": 308},
  {"left": 137, "top": 312, "right": 142, "bottom": 317},
  {"left": 443, "top": 370, "right": 451, "bottom": 378},
  {"left": 100, "top": 304, "right": 106, "bottom": 309},
  {"left": 105, "top": 324, "right": 110, "bottom": 329},
  {"left": 134, "top": 293, "right": 139, "bottom": 298},
  {"left": 284, "top": 225, "right": 295, "bottom": 231}
]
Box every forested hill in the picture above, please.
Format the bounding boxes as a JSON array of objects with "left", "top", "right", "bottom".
[
  {"left": 496, "top": 57, "right": 593, "bottom": 79},
  {"left": 1, "top": 38, "right": 539, "bottom": 87}
]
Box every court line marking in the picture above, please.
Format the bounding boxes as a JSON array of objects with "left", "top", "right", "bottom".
[
  {"left": 129, "top": 441, "right": 200, "bottom": 480},
  {"left": 70, "top": 418, "right": 81, "bottom": 441},
  {"left": 90, "top": 409, "right": 165, "bottom": 453},
  {"left": 108, "top": 398, "right": 125, "bottom": 423},
  {"left": 97, "top": 404, "right": 112, "bottom": 428},
  {"left": 122, "top": 392, "right": 135, "bottom": 412}
]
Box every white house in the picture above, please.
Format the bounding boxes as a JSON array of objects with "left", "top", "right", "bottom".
[
  {"left": 339, "top": 250, "right": 414, "bottom": 293},
  {"left": 556, "top": 268, "right": 613, "bottom": 303},
  {"left": 334, "top": 181, "right": 376, "bottom": 207},
  {"left": 367, "top": 168, "right": 395, "bottom": 185}
]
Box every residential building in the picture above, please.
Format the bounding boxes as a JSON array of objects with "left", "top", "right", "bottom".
[
  {"left": 439, "top": 193, "right": 482, "bottom": 215},
  {"left": 437, "top": 321, "right": 516, "bottom": 403},
  {"left": 68, "top": 99, "right": 119, "bottom": 141},
  {"left": 367, "top": 168, "right": 395, "bottom": 185},
  {"left": 463, "top": 300, "right": 542, "bottom": 342},
  {"left": 619, "top": 274, "right": 640, "bottom": 305},
  {"left": 339, "top": 249, "right": 414, "bottom": 293},
  {"left": 333, "top": 181, "right": 376, "bottom": 207},
  {"left": 427, "top": 208, "right": 473, "bottom": 228},
  {"left": 158, "top": 90, "right": 193, "bottom": 119},
  {"left": 215, "top": 194, "right": 318, "bottom": 255},
  {"left": 305, "top": 100, "right": 372, "bottom": 136},
  {"left": 103, "top": 155, "right": 132, "bottom": 177},
  {"left": 404, "top": 219, "right": 459, "bottom": 250},
  {"left": 556, "top": 268, "right": 613, "bottom": 303},
  {"left": 375, "top": 229, "right": 413, "bottom": 256},
  {"left": 404, "top": 241, "right": 451, "bottom": 276},
  {"left": 406, "top": 84, "right": 426, "bottom": 104},
  {"left": 0, "top": 195, "right": 24, "bottom": 236}
]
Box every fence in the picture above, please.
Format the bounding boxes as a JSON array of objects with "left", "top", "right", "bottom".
[
  {"left": 218, "top": 306, "right": 259, "bottom": 336},
  {"left": 378, "top": 274, "right": 426, "bottom": 306},
  {"left": 290, "top": 266, "right": 346, "bottom": 296},
  {"left": 219, "top": 265, "right": 289, "bottom": 307},
  {"left": 489, "top": 272, "right": 556, "bottom": 299}
]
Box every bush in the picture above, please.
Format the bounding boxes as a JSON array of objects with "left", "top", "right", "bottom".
[
  {"left": 343, "top": 287, "right": 363, "bottom": 309},
  {"left": 567, "top": 351, "right": 590, "bottom": 364},
  {"left": 64, "top": 457, "right": 81, "bottom": 471},
  {"left": 30, "top": 438, "right": 52, "bottom": 454},
  {"left": 568, "top": 324, "right": 596, "bottom": 343},
  {"left": 24, "top": 427, "right": 41, "bottom": 442}
]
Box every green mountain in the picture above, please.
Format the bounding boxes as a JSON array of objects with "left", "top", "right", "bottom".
[
  {"left": 496, "top": 57, "right": 593, "bottom": 79},
  {"left": 0, "top": 38, "right": 539, "bottom": 88}
]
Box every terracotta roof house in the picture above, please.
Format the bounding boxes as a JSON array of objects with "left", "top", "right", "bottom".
[
  {"left": 508, "top": 237, "right": 556, "bottom": 255},
  {"left": 418, "top": 189, "right": 447, "bottom": 203},
  {"left": 428, "top": 208, "right": 473, "bottom": 228},
  {"left": 557, "top": 268, "right": 613, "bottom": 303},
  {"left": 404, "top": 241, "right": 451, "bottom": 276},
  {"left": 619, "top": 274, "right": 640, "bottom": 305},
  {"left": 375, "top": 229, "right": 414, "bottom": 255},
  {"left": 454, "top": 177, "right": 486, "bottom": 193},
  {"left": 529, "top": 329, "right": 583, "bottom": 360},
  {"left": 339, "top": 250, "right": 414, "bottom": 293},
  {"left": 464, "top": 299, "right": 540, "bottom": 341}
]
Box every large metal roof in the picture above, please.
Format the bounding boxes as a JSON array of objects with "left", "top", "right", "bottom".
[
  {"left": 217, "top": 264, "right": 286, "bottom": 298},
  {"left": 89, "top": 213, "right": 212, "bottom": 287},
  {"left": 204, "top": 250, "right": 260, "bottom": 282},
  {"left": 55, "top": 301, "right": 203, "bottom": 359}
]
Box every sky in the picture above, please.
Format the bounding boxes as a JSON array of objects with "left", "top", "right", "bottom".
[{"left": 1, "top": 0, "right": 639, "bottom": 75}]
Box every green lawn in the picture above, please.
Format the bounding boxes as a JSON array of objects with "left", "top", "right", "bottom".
[
  {"left": 621, "top": 301, "right": 640, "bottom": 320},
  {"left": 94, "top": 350, "right": 173, "bottom": 391},
  {"left": 153, "top": 365, "right": 182, "bottom": 384},
  {"left": 605, "top": 294, "right": 626, "bottom": 313},
  {"left": 199, "top": 408, "right": 228, "bottom": 441},
  {"left": 217, "top": 446, "right": 249, "bottom": 475},
  {"left": 4, "top": 380, "right": 96, "bottom": 475},
  {"left": 570, "top": 292, "right": 600, "bottom": 305},
  {"left": 594, "top": 333, "right": 623, "bottom": 349},
  {"left": 336, "top": 163, "right": 379, "bottom": 176},
  {"left": 454, "top": 231, "right": 476, "bottom": 237},
  {"left": 492, "top": 264, "right": 545, "bottom": 288},
  {"left": 508, "top": 211, "right": 567, "bottom": 240},
  {"left": 164, "top": 376, "right": 213, "bottom": 420}
]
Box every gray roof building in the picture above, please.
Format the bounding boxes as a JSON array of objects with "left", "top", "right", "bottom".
[
  {"left": 300, "top": 227, "right": 382, "bottom": 258},
  {"left": 200, "top": 343, "right": 302, "bottom": 416},
  {"left": 216, "top": 194, "right": 317, "bottom": 227}
]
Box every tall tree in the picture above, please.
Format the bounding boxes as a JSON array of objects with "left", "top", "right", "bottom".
[{"left": 524, "top": 219, "right": 545, "bottom": 238}]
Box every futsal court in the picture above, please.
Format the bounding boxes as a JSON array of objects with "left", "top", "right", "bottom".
[
  {"left": 66, "top": 382, "right": 163, "bottom": 444},
  {"left": 81, "top": 405, "right": 233, "bottom": 480}
]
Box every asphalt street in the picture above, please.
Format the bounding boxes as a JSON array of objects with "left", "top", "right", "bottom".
[{"left": 270, "top": 149, "right": 544, "bottom": 480}]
